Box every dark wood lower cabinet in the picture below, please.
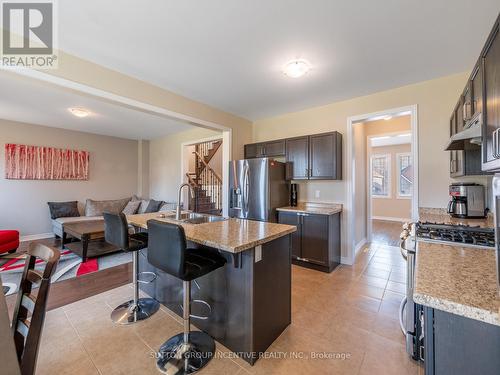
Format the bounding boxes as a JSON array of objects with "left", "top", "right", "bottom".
[
  {"left": 278, "top": 211, "right": 341, "bottom": 273},
  {"left": 424, "top": 307, "right": 500, "bottom": 375}
]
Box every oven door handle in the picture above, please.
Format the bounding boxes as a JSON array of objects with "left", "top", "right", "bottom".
[{"left": 399, "top": 296, "right": 407, "bottom": 335}]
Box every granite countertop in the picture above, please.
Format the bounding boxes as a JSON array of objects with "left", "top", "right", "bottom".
[
  {"left": 414, "top": 240, "right": 500, "bottom": 326},
  {"left": 277, "top": 202, "right": 343, "bottom": 215},
  {"left": 127, "top": 212, "right": 296, "bottom": 253},
  {"left": 419, "top": 207, "right": 494, "bottom": 228}
]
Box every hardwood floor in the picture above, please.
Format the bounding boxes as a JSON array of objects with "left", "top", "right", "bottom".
[
  {"left": 3, "top": 238, "right": 131, "bottom": 317},
  {"left": 371, "top": 220, "right": 404, "bottom": 247}
]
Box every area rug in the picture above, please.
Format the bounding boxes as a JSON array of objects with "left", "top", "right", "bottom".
[{"left": 0, "top": 249, "right": 132, "bottom": 296}]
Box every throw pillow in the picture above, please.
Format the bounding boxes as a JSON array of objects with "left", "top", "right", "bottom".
[
  {"left": 85, "top": 197, "right": 131, "bottom": 216},
  {"left": 47, "top": 201, "right": 80, "bottom": 220},
  {"left": 122, "top": 200, "right": 141, "bottom": 215},
  {"left": 144, "top": 199, "right": 163, "bottom": 213},
  {"left": 138, "top": 199, "right": 150, "bottom": 214}
]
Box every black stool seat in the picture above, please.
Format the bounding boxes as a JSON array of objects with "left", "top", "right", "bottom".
[
  {"left": 147, "top": 219, "right": 227, "bottom": 374},
  {"left": 128, "top": 232, "right": 148, "bottom": 252},
  {"left": 182, "top": 249, "right": 226, "bottom": 281}
]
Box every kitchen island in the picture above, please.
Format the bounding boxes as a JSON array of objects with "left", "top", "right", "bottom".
[{"left": 127, "top": 212, "right": 296, "bottom": 365}]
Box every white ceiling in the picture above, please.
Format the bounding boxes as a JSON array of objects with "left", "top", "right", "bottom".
[
  {"left": 57, "top": 0, "right": 500, "bottom": 120},
  {"left": 0, "top": 71, "right": 197, "bottom": 140}
]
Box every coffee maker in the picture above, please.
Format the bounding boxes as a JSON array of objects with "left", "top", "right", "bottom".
[{"left": 447, "top": 183, "right": 486, "bottom": 218}]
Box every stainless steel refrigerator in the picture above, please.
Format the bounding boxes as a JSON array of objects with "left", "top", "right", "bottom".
[{"left": 229, "top": 158, "right": 289, "bottom": 222}]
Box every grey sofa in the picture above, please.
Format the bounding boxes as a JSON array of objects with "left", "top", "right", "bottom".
[{"left": 51, "top": 197, "right": 177, "bottom": 238}]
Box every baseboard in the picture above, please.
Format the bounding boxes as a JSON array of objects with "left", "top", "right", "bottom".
[
  {"left": 340, "top": 256, "right": 353, "bottom": 265},
  {"left": 354, "top": 238, "right": 367, "bottom": 256},
  {"left": 20, "top": 233, "right": 54, "bottom": 242},
  {"left": 372, "top": 216, "right": 410, "bottom": 223}
]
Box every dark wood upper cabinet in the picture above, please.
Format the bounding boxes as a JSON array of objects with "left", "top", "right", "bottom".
[
  {"left": 245, "top": 131, "right": 343, "bottom": 180},
  {"left": 263, "top": 140, "right": 286, "bottom": 157},
  {"left": 455, "top": 95, "right": 465, "bottom": 132},
  {"left": 309, "top": 132, "right": 342, "bottom": 180},
  {"left": 244, "top": 140, "right": 285, "bottom": 159},
  {"left": 463, "top": 83, "right": 473, "bottom": 124},
  {"left": 285, "top": 136, "right": 309, "bottom": 180},
  {"left": 482, "top": 16, "right": 500, "bottom": 171},
  {"left": 244, "top": 143, "right": 265, "bottom": 159},
  {"left": 471, "top": 61, "right": 483, "bottom": 118}
]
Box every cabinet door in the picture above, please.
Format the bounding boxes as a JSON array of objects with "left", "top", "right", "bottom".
[
  {"left": 482, "top": 21, "right": 500, "bottom": 170},
  {"left": 301, "top": 214, "right": 329, "bottom": 265},
  {"left": 452, "top": 101, "right": 465, "bottom": 176},
  {"left": 309, "top": 132, "right": 342, "bottom": 180},
  {"left": 264, "top": 140, "right": 285, "bottom": 157},
  {"left": 245, "top": 143, "right": 265, "bottom": 159},
  {"left": 471, "top": 61, "right": 483, "bottom": 118},
  {"left": 456, "top": 96, "right": 465, "bottom": 132},
  {"left": 463, "top": 83, "right": 473, "bottom": 124},
  {"left": 278, "top": 212, "right": 301, "bottom": 259},
  {"left": 285, "top": 137, "right": 309, "bottom": 180}
]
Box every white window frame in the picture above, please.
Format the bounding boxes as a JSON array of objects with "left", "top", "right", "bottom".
[
  {"left": 370, "top": 153, "right": 391, "bottom": 199},
  {"left": 397, "top": 152, "right": 412, "bottom": 199}
]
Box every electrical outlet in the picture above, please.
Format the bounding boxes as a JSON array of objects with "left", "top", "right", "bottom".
[{"left": 315, "top": 190, "right": 320, "bottom": 198}]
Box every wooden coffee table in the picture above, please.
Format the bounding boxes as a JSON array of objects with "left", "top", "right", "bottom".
[{"left": 62, "top": 220, "right": 118, "bottom": 262}]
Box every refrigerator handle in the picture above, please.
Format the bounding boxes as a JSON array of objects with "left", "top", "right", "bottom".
[{"left": 243, "top": 164, "right": 250, "bottom": 216}]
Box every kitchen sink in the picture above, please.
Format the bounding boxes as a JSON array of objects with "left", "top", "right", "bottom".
[{"left": 162, "top": 212, "right": 228, "bottom": 225}]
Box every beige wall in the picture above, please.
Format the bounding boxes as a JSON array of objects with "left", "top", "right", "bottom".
[
  {"left": 149, "top": 128, "right": 222, "bottom": 205},
  {"left": 0, "top": 119, "right": 139, "bottom": 236},
  {"left": 253, "top": 72, "right": 469, "bottom": 209},
  {"left": 253, "top": 73, "right": 470, "bottom": 258},
  {"left": 370, "top": 143, "right": 412, "bottom": 220},
  {"left": 43, "top": 51, "right": 253, "bottom": 161}
]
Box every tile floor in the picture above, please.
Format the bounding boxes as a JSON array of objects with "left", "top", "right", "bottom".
[{"left": 35, "top": 242, "right": 422, "bottom": 375}]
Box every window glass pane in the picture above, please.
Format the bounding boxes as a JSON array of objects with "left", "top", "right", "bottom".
[
  {"left": 372, "top": 155, "right": 389, "bottom": 196},
  {"left": 398, "top": 154, "right": 412, "bottom": 196}
]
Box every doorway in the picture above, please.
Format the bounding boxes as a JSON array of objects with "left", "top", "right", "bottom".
[
  {"left": 346, "top": 105, "right": 418, "bottom": 263},
  {"left": 367, "top": 127, "right": 412, "bottom": 246}
]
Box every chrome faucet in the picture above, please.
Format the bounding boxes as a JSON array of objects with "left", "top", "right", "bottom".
[{"left": 176, "top": 183, "right": 194, "bottom": 220}]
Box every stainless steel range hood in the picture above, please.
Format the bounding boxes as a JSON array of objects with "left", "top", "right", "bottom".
[{"left": 445, "top": 113, "right": 483, "bottom": 151}]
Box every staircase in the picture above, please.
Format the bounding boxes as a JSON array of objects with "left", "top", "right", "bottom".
[{"left": 186, "top": 140, "right": 223, "bottom": 215}]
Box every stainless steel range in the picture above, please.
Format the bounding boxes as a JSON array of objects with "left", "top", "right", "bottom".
[{"left": 399, "top": 220, "right": 495, "bottom": 363}]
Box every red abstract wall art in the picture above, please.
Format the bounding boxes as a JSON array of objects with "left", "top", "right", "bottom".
[{"left": 5, "top": 144, "right": 89, "bottom": 180}]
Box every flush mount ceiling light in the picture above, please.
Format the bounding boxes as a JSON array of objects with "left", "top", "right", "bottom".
[
  {"left": 68, "top": 107, "right": 90, "bottom": 118},
  {"left": 283, "top": 59, "right": 311, "bottom": 78}
]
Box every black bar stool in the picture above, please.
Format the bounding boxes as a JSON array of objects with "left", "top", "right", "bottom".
[
  {"left": 147, "top": 220, "right": 227, "bottom": 374},
  {"left": 103, "top": 212, "right": 160, "bottom": 324}
]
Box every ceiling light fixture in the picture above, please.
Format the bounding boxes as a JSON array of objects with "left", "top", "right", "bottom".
[
  {"left": 283, "top": 59, "right": 311, "bottom": 78},
  {"left": 69, "top": 107, "right": 90, "bottom": 118}
]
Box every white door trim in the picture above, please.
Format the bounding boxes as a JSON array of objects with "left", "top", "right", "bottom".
[
  {"left": 346, "top": 105, "right": 418, "bottom": 264},
  {"left": 3, "top": 68, "right": 234, "bottom": 215}
]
